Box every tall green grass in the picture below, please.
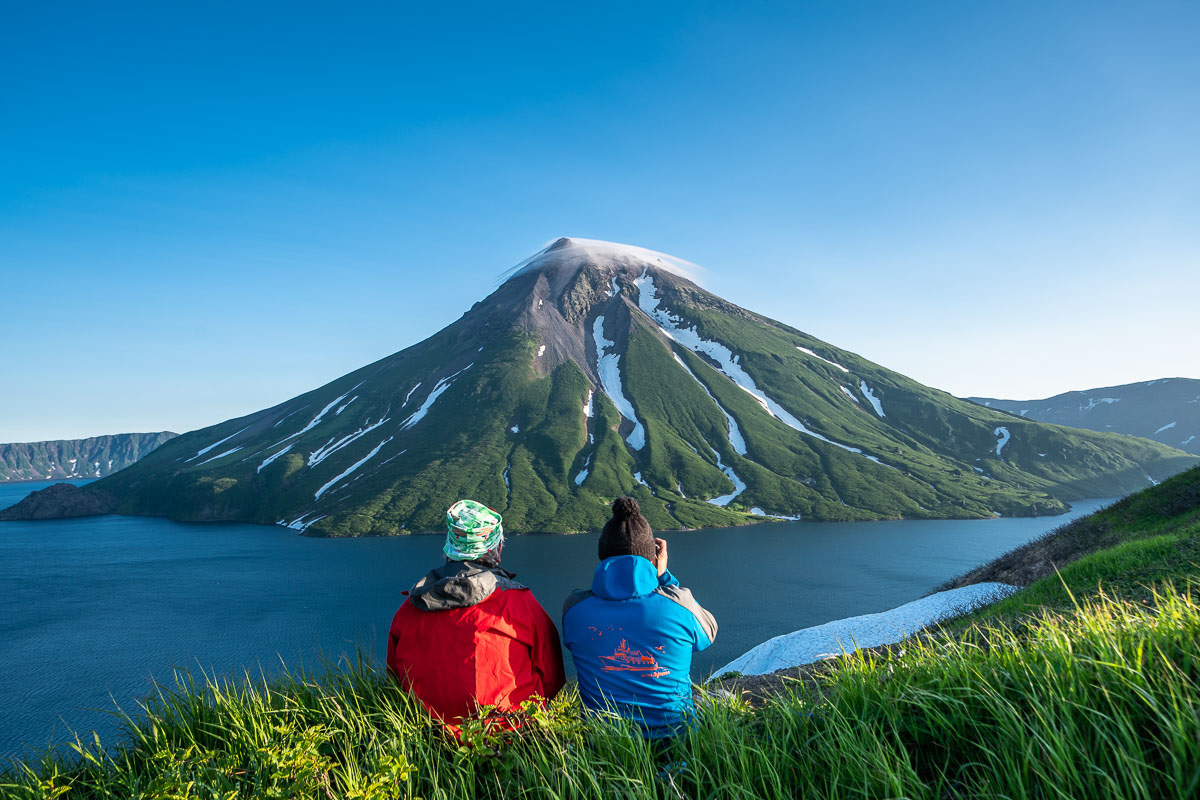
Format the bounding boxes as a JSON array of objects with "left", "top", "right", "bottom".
[{"left": 5, "top": 582, "right": 1198, "bottom": 799}]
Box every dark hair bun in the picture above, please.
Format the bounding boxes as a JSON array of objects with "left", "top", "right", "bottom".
[{"left": 612, "top": 496, "right": 640, "bottom": 521}]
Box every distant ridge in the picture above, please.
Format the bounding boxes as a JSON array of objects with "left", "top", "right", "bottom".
[
  {"left": 0, "top": 432, "right": 178, "bottom": 482},
  {"left": 3, "top": 239, "right": 1195, "bottom": 534},
  {"left": 969, "top": 378, "right": 1200, "bottom": 456}
]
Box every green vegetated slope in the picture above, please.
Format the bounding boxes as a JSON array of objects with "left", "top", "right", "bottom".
[
  {"left": 5, "top": 471, "right": 1198, "bottom": 799},
  {"left": 970, "top": 376, "right": 1200, "bottom": 455},
  {"left": 0, "top": 432, "right": 177, "bottom": 482},
  {"left": 20, "top": 239, "right": 1194, "bottom": 535}
]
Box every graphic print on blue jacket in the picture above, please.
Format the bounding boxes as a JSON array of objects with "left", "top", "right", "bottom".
[{"left": 562, "top": 555, "right": 718, "bottom": 738}]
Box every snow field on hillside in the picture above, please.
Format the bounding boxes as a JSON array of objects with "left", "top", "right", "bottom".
[
  {"left": 187, "top": 425, "right": 251, "bottom": 462},
  {"left": 795, "top": 346, "right": 849, "bottom": 373},
  {"left": 1155, "top": 421, "right": 1176, "bottom": 434},
  {"left": 308, "top": 414, "right": 391, "bottom": 467},
  {"left": 315, "top": 437, "right": 393, "bottom": 500},
  {"left": 706, "top": 446, "right": 747, "bottom": 506},
  {"left": 196, "top": 446, "right": 243, "bottom": 466},
  {"left": 398, "top": 365, "right": 473, "bottom": 431},
  {"left": 994, "top": 427, "right": 1011, "bottom": 457},
  {"left": 635, "top": 274, "right": 888, "bottom": 467},
  {"left": 592, "top": 316, "right": 645, "bottom": 450},
  {"left": 713, "top": 582, "right": 1018, "bottom": 677},
  {"left": 860, "top": 381, "right": 885, "bottom": 417},
  {"left": 256, "top": 444, "right": 294, "bottom": 473},
  {"left": 671, "top": 352, "right": 747, "bottom": 455}
]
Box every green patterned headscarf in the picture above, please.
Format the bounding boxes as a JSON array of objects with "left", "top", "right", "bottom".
[{"left": 443, "top": 499, "right": 504, "bottom": 561}]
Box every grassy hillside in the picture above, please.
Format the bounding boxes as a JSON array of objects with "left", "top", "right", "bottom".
[{"left": 5, "top": 470, "right": 1198, "bottom": 799}]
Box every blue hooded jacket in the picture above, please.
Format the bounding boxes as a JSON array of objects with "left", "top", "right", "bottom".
[{"left": 562, "top": 555, "right": 718, "bottom": 738}]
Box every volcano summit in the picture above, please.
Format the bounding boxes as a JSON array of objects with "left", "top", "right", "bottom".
[{"left": 6, "top": 238, "right": 1194, "bottom": 534}]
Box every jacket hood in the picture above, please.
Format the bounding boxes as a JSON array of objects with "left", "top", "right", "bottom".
[
  {"left": 409, "top": 560, "right": 525, "bottom": 611},
  {"left": 590, "top": 555, "right": 659, "bottom": 601}
]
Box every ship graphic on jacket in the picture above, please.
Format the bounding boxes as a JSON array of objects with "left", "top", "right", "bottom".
[{"left": 562, "top": 555, "right": 718, "bottom": 738}]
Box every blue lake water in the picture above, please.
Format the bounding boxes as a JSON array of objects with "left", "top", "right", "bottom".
[{"left": 0, "top": 479, "right": 1113, "bottom": 759}]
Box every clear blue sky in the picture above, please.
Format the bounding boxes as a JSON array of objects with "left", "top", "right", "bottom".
[{"left": 2, "top": 1, "right": 1197, "bottom": 442}]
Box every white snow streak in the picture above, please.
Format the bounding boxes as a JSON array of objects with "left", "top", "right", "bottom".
[
  {"left": 335, "top": 396, "right": 358, "bottom": 416},
  {"left": 315, "top": 437, "right": 392, "bottom": 500},
  {"left": 592, "top": 315, "right": 645, "bottom": 450},
  {"left": 583, "top": 390, "right": 594, "bottom": 418},
  {"left": 287, "top": 383, "right": 364, "bottom": 441},
  {"left": 257, "top": 444, "right": 294, "bottom": 473},
  {"left": 840, "top": 386, "right": 859, "bottom": 403},
  {"left": 713, "top": 583, "right": 1018, "bottom": 677},
  {"left": 398, "top": 365, "right": 473, "bottom": 431},
  {"left": 574, "top": 452, "right": 592, "bottom": 486},
  {"left": 706, "top": 447, "right": 747, "bottom": 507},
  {"left": 279, "top": 513, "right": 327, "bottom": 532},
  {"left": 671, "top": 352, "right": 747, "bottom": 455},
  {"left": 510, "top": 425, "right": 520, "bottom": 433},
  {"left": 402, "top": 383, "right": 422, "bottom": 407},
  {"left": 1154, "top": 421, "right": 1177, "bottom": 434},
  {"left": 994, "top": 426, "right": 1011, "bottom": 457},
  {"left": 635, "top": 275, "right": 885, "bottom": 465},
  {"left": 1081, "top": 397, "right": 1120, "bottom": 412},
  {"left": 187, "top": 425, "right": 251, "bottom": 462},
  {"left": 1146, "top": 474, "right": 1160, "bottom": 486},
  {"left": 195, "top": 446, "right": 243, "bottom": 466},
  {"left": 308, "top": 414, "right": 391, "bottom": 466},
  {"left": 859, "top": 381, "right": 885, "bottom": 417},
  {"left": 609, "top": 276, "right": 621, "bottom": 296},
  {"left": 537, "top": 345, "right": 546, "bottom": 357},
  {"left": 795, "top": 346, "right": 849, "bottom": 373},
  {"left": 633, "top": 471, "right": 650, "bottom": 488},
  {"left": 1183, "top": 435, "right": 1196, "bottom": 446},
  {"left": 750, "top": 507, "right": 801, "bottom": 520}
]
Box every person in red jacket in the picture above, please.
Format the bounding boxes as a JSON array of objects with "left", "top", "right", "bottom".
[{"left": 386, "top": 499, "right": 565, "bottom": 735}]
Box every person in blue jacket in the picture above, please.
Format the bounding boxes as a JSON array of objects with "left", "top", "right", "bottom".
[{"left": 562, "top": 496, "right": 718, "bottom": 738}]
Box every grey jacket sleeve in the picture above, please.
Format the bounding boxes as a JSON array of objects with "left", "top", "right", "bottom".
[{"left": 655, "top": 584, "right": 718, "bottom": 649}]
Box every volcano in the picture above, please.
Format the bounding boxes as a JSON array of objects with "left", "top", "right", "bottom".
[{"left": 6, "top": 238, "right": 1195, "bottom": 534}]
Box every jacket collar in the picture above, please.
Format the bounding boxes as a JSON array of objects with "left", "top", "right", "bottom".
[
  {"left": 408, "top": 560, "right": 523, "bottom": 611},
  {"left": 590, "top": 555, "right": 659, "bottom": 600}
]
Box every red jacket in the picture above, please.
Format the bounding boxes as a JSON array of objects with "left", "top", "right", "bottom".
[{"left": 386, "top": 560, "right": 565, "bottom": 732}]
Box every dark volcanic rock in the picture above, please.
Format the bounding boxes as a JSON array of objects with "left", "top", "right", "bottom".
[{"left": 0, "top": 482, "right": 118, "bottom": 520}]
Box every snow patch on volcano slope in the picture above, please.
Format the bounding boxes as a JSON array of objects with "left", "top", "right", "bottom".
[
  {"left": 592, "top": 315, "right": 645, "bottom": 450},
  {"left": 671, "top": 352, "right": 747, "bottom": 455},
  {"left": 335, "top": 396, "right": 358, "bottom": 416},
  {"left": 840, "top": 386, "right": 859, "bottom": 403},
  {"left": 402, "top": 383, "right": 422, "bottom": 407},
  {"left": 1081, "top": 397, "right": 1120, "bottom": 412},
  {"left": 309, "top": 414, "right": 392, "bottom": 467},
  {"left": 537, "top": 345, "right": 546, "bottom": 357},
  {"left": 635, "top": 275, "right": 888, "bottom": 465},
  {"left": 279, "top": 513, "right": 327, "bottom": 533},
  {"left": 583, "top": 390, "right": 594, "bottom": 418},
  {"left": 574, "top": 452, "right": 592, "bottom": 486},
  {"left": 398, "top": 365, "right": 473, "bottom": 431},
  {"left": 750, "top": 507, "right": 801, "bottom": 520},
  {"left": 282, "top": 383, "right": 365, "bottom": 443},
  {"left": 257, "top": 444, "right": 294, "bottom": 473},
  {"left": 994, "top": 426, "right": 1011, "bottom": 457},
  {"left": 315, "top": 437, "right": 393, "bottom": 500},
  {"left": 195, "top": 446, "right": 243, "bottom": 466},
  {"left": 1183, "top": 435, "right": 1196, "bottom": 447},
  {"left": 706, "top": 447, "right": 747, "bottom": 507},
  {"left": 1155, "top": 421, "right": 1177, "bottom": 434},
  {"left": 796, "top": 346, "right": 849, "bottom": 373},
  {"left": 714, "top": 583, "right": 1018, "bottom": 677},
  {"left": 859, "top": 381, "right": 885, "bottom": 417},
  {"left": 187, "top": 425, "right": 251, "bottom": 462}
]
